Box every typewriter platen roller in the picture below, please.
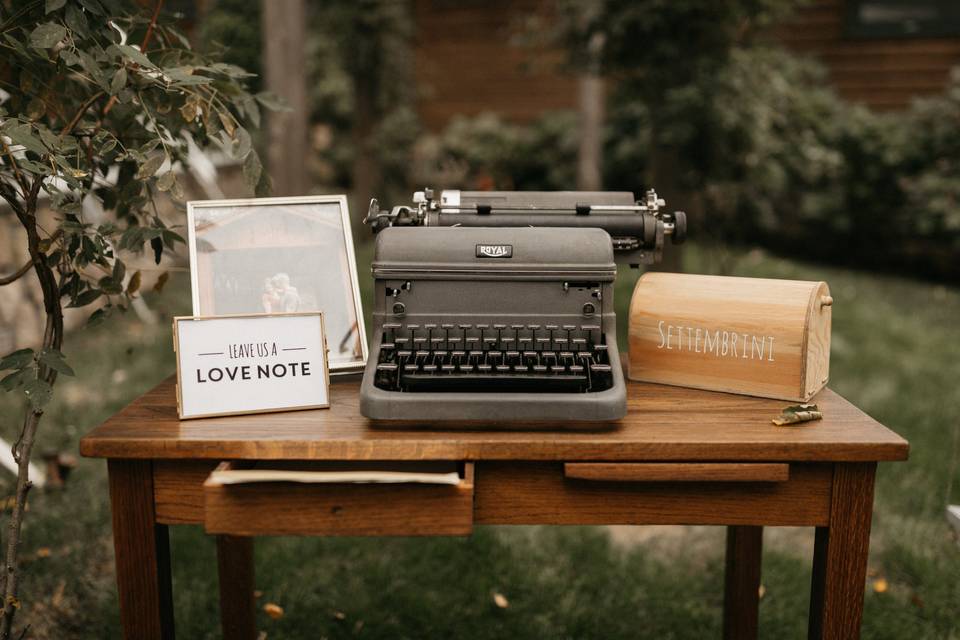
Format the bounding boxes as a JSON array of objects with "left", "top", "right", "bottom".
[
  {"left": 365, "top": 188, "right": 686, "bottom": 267},
  {"left": 359, "top": 226, "right": 626, "bottom": 425}
]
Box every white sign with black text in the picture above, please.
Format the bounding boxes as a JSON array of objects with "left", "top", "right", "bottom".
[{"left": 174, "top": 313, "right": 329, "bottom": 419}]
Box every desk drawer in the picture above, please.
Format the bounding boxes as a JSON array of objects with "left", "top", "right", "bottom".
[
  {"left": 474, "top": 462, "right": 832, "bottom": 527},
  {"left": 203, "top": 461, "right": 474, "bottom": 536}
]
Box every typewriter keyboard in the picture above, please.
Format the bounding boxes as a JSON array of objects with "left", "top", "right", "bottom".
[{"left": 372, "top": 323, "right": 615, "bottom": 393}]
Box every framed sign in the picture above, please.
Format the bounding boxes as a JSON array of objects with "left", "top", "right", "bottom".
[
  {"left": 173, "top": 313, "right": 330, "bottom": 420},
  {"left": 186, "top": 195, "right": 367, "bottom": 374}
]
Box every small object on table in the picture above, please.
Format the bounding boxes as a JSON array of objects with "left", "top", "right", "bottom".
[
  {"left": 773, "top": 403, "right": 823, "bottom": 426},
  {"left": 628, "top": 273, "right": 832, "bottom": 402},
  {"left": 173, "top": 313, "right": 330, "bottom": 419}
]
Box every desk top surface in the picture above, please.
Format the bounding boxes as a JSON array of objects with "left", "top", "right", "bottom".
[{"left": 79, "top": 376, "right": 908, "bottom": 462}]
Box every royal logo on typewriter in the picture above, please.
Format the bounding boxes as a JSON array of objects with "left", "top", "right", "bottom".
[{"left": 476, "top": 244, "right": 513, "bottom": 258}]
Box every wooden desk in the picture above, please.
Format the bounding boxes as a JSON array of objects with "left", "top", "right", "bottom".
[{"left": 80, "top": 376, "right": 908, "bottom": 640}]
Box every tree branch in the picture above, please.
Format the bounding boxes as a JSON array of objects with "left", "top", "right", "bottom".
[
  {"left": 0, "top": 229, "right": 62, "bottom": 286},
  {"left": 102, "top": 0, "right": 165, "bottom": 118},
  {"left": 0, "top": 138, "right": 29, "bottom": 200},
  {"left": 141, "top": 0, "right": 165, "bottom": 50},
  {"left": 0, "top": 261, "right": 32, "bottom": 287},
  {"left": 59, "top": 91, "right": 104, "bottom": 138}
]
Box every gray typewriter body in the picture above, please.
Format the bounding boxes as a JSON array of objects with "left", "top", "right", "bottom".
[{"left": 359, "top": 227, "right": 626, "bottom": 425}]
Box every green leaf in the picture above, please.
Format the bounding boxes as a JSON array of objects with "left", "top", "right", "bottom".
[
  {"left": 59, "top": 48, "right": 79, "bottom": 65},
  {"left": 38, "top": 349, "right": 75, "bottom": 377},
  {"left": 24, "top": 378, "right": 53, "bottom": 410},
  {"left": 232, "top": 126, "right": 252, "bottom": 159},
  {"left": 64, "top": 4, "right": 89, "bottom": 37},
  {"left": 242, "top": 150, "right": 262, "bottom": 192},
  {"left": 46, "top": 0, "right": 67, "bottom": 13},
  {"left": 77, "top": 49, "right": 107, "bottom": 90},
  {"left": 0, "top": 349, "right": 34, "bottom": 371},
  {"left": 119, "top": 226, "right": 145, "bottom": 251},
  {"left": 86, "top": 307, "right": 108, "bottom": 327},
  {"left": 68, "top": 288, "right": 102, "bottom": 308},
  {"left": 110, "top": 67, "right": 127, "bottom": 95},
  {"left": 117, "top": 44, "right": 155, "bottom": 69},
  {"left": 165, "top": 68, "right": 211, "bottom": 86},
  {"left": 4, "top": 124, "right": 47, "bottom": 155},
  {"left": 254, "top": 172, "right": 271, "bottom": 198},
  {"left": 29, "top": 23, "right": 67, "bottom": 49},
  {"left": 78, "top": 0, "right": 104, "bottom": 15},
  {"left": 98, "top": 275, "right": 123, "bottom": 295},
  {"left": 0, "top": 369, "right": 29, "bottom": 392},
  {"left": 255, "top": 92, "right": 289, "bottom": 112},
  {"left": 156, "top": 171, "right": 176, "bottom": 191},
  {"left": 112, "top": 258, "right": 126, "bottom": 285},
  {"left": 136, "top": 153, "right": 166, "bottom": 179},
  {"left": 161, "top": 229, "right": 185, "bottom": 247},
  {"left": 169, "top": 177, "right": 185, "bottom": 201},
  {"left": 239, "top": 95, "right": 260, "bottom": 129},
  {"left": 150, "top": 236, "right": 163, "bottom": 264}
]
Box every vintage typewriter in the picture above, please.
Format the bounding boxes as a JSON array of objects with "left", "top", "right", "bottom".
[{"left": 359, "top": 189, "right": 686, "bottom": 425}]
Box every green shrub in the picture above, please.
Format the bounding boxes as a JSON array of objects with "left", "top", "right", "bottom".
[
  {"left": 609, "top": 47, "right": 960, "bottom": 280},
  {"left": 413, "top": 111, "right": 579, "bottom": 190}
]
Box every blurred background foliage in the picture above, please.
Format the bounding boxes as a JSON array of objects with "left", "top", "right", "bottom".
[
  {"left": 200, "top": 0, "right": 960, "bottom": 280},
  {"left": 3, "top": 0, "right": 959, "bottom": 637}
]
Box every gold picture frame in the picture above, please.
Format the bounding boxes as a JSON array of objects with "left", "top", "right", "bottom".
[{"left": 186, "top": 195, "right": 368, "bottom": 374}]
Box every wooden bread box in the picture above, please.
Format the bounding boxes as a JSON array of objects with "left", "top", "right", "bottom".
[{"left": 627, "top": 273, "right": 832, "bottom": 402}]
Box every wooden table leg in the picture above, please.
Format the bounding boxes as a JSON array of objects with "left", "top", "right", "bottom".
[
  {"left": 107, "top": 460, "right": 175, "bottom": 640},
  {"left": 217, "top": 535, "right": 257, "bottom": 640},
  {"left": 809, "top": 462, "right": 877, "bottom": 640},
  {"left": 723, "top": 525, "right": 763, "bottom": 640}
]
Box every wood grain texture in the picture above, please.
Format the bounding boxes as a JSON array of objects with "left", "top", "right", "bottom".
[
  {"left": 627, "top": 273, "right": 831, "bottom": 402},
  {"left": 723, "top": 526, "right": 763, "bottom": 640},
  {"left": 107, "top": 460, "right": 175, "bottom": 640},
  {"left": 564, "top": 462, "right": 790, "bottom": 483},
  {"left": 474, "top": 462, "right": 832, "bottom": 526},
  {"left": 203, "top": 462, "right": 474, "bottom": 536},
  {"left": 80, "top": 377, "right": 909, "bottom": 463},
  {"left": 217, "top": 536, "right": 256, "bottom": 640},
  {"left": 155, "top": 460, "right": 218, "bottom": 524},
  {"left": 809, "top": 462, "right": 877, "bottom": 639}
]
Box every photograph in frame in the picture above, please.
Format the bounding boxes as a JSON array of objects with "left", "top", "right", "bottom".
[{"left": 186, "top": 195, "right": 367, "bottom": 372}]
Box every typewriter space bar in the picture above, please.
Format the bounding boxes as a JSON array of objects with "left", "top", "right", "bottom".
[{"left": 401, "top": 373, "right": 587, "bottom": 393}]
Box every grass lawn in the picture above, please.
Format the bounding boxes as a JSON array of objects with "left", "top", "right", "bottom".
[{"left": 1, "top": 242, "right": 958, "bottom": 639}]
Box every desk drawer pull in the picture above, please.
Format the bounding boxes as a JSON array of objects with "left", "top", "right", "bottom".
[{"left": 564, "top": 463, "right": 789, "bottom": 483}]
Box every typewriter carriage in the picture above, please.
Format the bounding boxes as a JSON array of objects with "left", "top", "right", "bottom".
[{"left": 365, "top": 187, "right": 686, "bottom": 267}]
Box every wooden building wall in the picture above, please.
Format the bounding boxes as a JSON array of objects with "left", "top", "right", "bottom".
[
  {"left": 413, "top": 0, "right": 577, "bottom": 131},
  {"left": 775, "top": 0, "right": 960, "bottom": 110},
  {"left": 412, "top": 0, "right": 960, "bottom": 131}
]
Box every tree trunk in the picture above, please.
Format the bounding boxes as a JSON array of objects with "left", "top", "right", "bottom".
[
  {"left": 261, "top": 0, "right": 309, "bottom": 196},
  {"left": 350, "top": 61, "right": 381, "bottom": 229},
  {"left": 577, "top": 74, "right": 605, "bottom": 190},
  {"left": 1, "top": 182, "right": 63, "bottom": 639},
  {"left": 577, "top": 32, "right": 606, "bottom": 191},
  {"left": 646, "top": 137, "right": 684, "bottom": 273}
]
